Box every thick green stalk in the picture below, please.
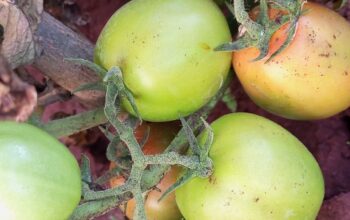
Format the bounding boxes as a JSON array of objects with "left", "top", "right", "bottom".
[{"left": 40, "top": 107, "right": 107, "bottom": 138}]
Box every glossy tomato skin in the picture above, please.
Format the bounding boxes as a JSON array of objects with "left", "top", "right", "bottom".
[
  {"left": 176, "top": 113, "right": 324, "bottom": 220},
  {"left": 95, "top": 0, "right": 231, "bottom": 122},
  {"left": 110, "top": 122, "right": 182, "bottom": 220},
  {"left": 233, "top": 2, "right": 350, "bottom": 120},
  {"left": 0, "top": 122, "right": 81, "bottom": 220}
]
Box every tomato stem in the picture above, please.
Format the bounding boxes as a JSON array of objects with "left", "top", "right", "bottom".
[{"left": 38, "top": 107, "right": 107, "bottom": 138}]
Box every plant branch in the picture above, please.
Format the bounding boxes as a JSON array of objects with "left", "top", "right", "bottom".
[
  {"left": 40, "top": 107, "right": 107, "bottom": 138},
  {"left": 33, "top": 13, "right": 104, "bottom": 107}
]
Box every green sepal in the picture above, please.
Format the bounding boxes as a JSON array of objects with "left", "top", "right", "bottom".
[
  {"left": 72, "top": 82, "right": 106, "bottom": 93},
  {"left": 221, "top": 88, "right": 237, "bottom": 112},
  {"left": 81, "top": 155, "right": 93, "bottom": 196},
  {"left": 215, "top": 35, "right": 252, "bottom": 51},
  {"left": 65, "top": 58, "right": 107, "bottom": 79},
  {"left": 158, "top": 170, "right": 196, "bottom": 202}
]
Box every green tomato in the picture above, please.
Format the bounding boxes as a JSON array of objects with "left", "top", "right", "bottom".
[
  {"left": 176, "top": 113, "right": 324, "bottom": 219},
  {"left": 94, "top": 0, "right": 231, "bottom": 122},
  {"left": 0, "top": 122, "right": 81, "bottom": 220}
]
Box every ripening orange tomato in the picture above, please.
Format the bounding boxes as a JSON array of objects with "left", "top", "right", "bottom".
[{"left": 233, "top": 2, "right": 350, "bottom": 120}]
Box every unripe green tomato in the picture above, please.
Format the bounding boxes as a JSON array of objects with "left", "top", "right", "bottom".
[
  {"left": 0, "top": 122, "right": 81, "bottom": 220},
  {"left": 94, "top": 0, "right": 231, "bottom": 122},
  {"left": 176, "top": 113, "right": 324, "bottom": 219}
]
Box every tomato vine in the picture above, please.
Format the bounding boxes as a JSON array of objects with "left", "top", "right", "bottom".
[
  {"left": 35, "top": 58, "right": 233, "bottom": 219},
  {"left": 24, "top": 0, "right": 344, "bottom": 219}
]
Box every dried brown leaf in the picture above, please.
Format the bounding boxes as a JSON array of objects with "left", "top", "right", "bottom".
[
  {"left": 0, "top": 55, "right": 37, "bottom": 121},
  {"left": 17, "top": 0, "right": 43, "bottom": 31},
  {"left": 0, "top": 0, "right": 43, "bottom": 68}
]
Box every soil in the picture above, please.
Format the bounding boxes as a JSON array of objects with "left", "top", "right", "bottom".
[{"left": 41, "top": 0, "right": 350, "bottom": 219}]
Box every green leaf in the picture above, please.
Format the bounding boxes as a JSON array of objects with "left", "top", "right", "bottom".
[
  {"left": 215, "top": 35, "right": 252, "bottom": 52},
  {"left": 65, "top": 58, "right": 107, "bottom": 79},
  {"left": 221, "top": 89, "right": 237, "bottom": 112},
  {"left": 180, "top": 117, "right": 200, "bottom": 156},
  {"left": 335, "top": 0, "right": 348, "bottom": 10},
  {"left": 72, "top": 82, "right": 106, "bottom": 93},
  {"left": 158, "top": 170, "right": 196, "bottom": 202},
  {"left": 98, "top": 125, "right": 114, "bottom": 141},
  {"left": 139, "top": 126, "right": 150, "bottom": 149},
  {"left": 95, "top": 167, "right": 123, "bottom": 185},
  {"left": 81, "top": 155, "right": 92, "bottom": 183},
  {"left": 81, "top": 155, "right": 93, "bottom": 197},
  {"left": 200, "top": 118, "right": 214, "bottom": 158},
  {"left": 106, "top": 136, "right": 122, "bottom": 162}
]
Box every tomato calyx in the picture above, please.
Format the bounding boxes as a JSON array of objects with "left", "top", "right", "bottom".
[
  {"left": 158, "top": 118, "right": 214, "bottom": 202},
  {"left": 65, "top": 58, "right": 142, "bottom": 121},
  {"left": 216, "top": 0, "right": 304, "bottom": 61}
]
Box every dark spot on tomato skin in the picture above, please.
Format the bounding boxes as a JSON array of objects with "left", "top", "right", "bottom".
[
  {"left": 333, "top": 34, "right": 337, "bottom": 40},
  {"left": 254, "top": 197, "right": 260, "bottom": 203},
  {"left": 319, "top": 53, "right": 330, "bottom": 58},
  {"left": 200, "top": 43, "right": 211, "bottom": 50},
  {"left": 328, "top": 65, "right": 332, "bottom": 69},
  {"left": 327, "top": 42, "right": 332, "bottom": 48},
  {"left": 209, "top": 175, "right": 217, "bottom": 185},
  {"left": 344, "top": 71, "right": 348, "bottom": 76}
]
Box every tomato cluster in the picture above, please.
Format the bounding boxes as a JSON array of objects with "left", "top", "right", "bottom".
[
  {"left": 93, "top": 0, "right": 350, "bottom": 218},
  {"left": 4, "top": 0, "right": 350, "bottom": 219}
]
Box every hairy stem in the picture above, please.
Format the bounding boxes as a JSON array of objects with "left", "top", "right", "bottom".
[
  {"left": 233, "top": 0, "right": 263, "bottom": 39},
  {"left": 40, "top": 107, "right": 107, "bottom": 138}
]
